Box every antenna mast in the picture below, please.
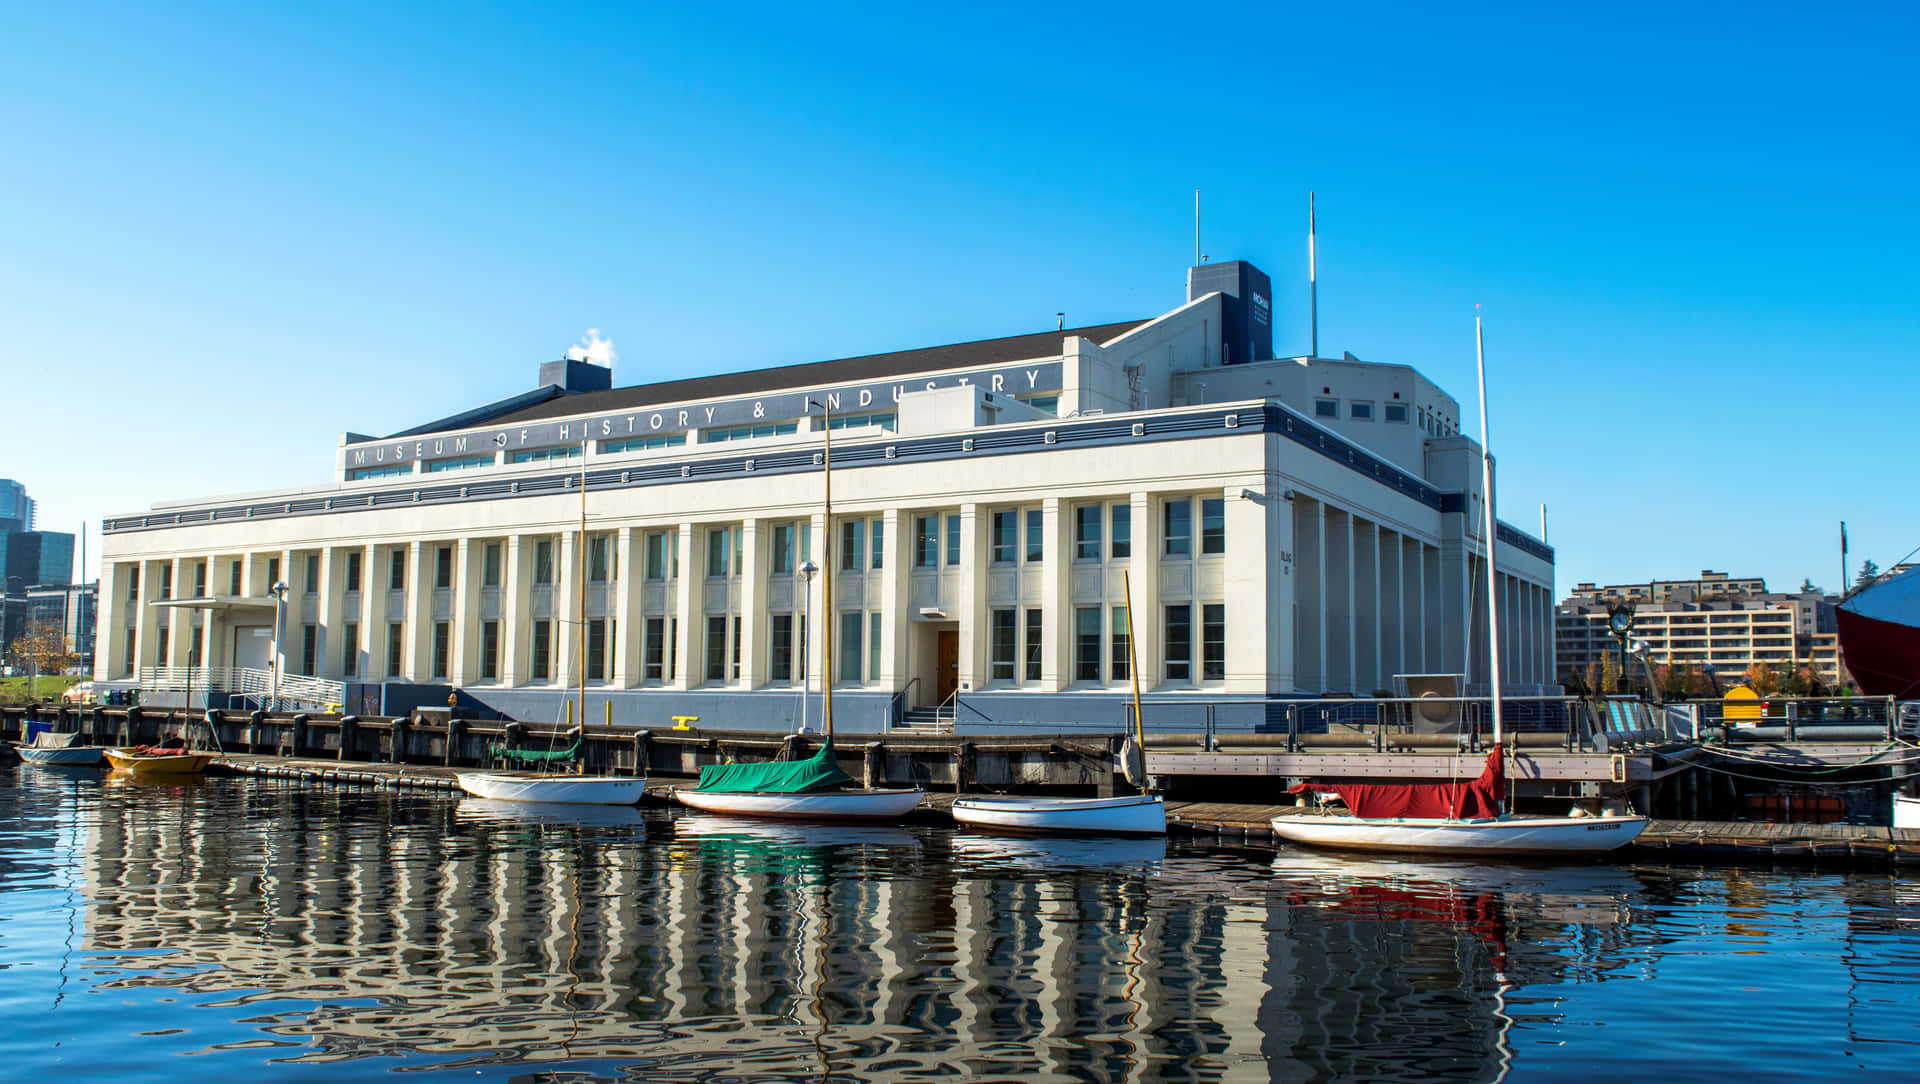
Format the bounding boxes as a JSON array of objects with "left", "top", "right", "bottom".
[{"left": 1309, "top": 191, "right": 1319, "bottom": 359}]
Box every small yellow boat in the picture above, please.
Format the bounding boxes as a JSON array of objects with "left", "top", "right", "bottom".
[{"left": 104, "top": 747, "right": 214, "bottom": 776}]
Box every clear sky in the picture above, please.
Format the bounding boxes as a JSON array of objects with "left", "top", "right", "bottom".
[{"left": 3, "top": 2, "right": 1915, "bottom": 593}]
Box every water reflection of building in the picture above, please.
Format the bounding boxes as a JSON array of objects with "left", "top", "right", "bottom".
[{"left": 77, "top": 783, "right": 1657, "bottom": 1081}]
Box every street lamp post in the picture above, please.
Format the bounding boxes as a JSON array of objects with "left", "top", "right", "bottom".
[
  {"left": 269, "top": 580, "right": 289, "bottom": 713},
  {"left": 798, "top": 559, "right": 818, "bottom": 734}
]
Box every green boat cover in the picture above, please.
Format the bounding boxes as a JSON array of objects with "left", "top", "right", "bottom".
[
  {"left": 489, "top": 739, "right": 581, "bottom": 764},
  {"left": 692, "top": 738, "right": 854, "bottom": 793}
]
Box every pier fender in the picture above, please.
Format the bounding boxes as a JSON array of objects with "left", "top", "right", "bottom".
[
  {"left": 248, "top": 710, "right": 266, "bottom": 753},
  {"left": 630, "top": 728, "right": 650, "bottom": 777},
  {"left": 123, "top": 706, "right": 141, "bottom": 747},
  {"left": 204, "top": 708, "right": 222, "bottom": 752},
  {"left": 391, "top": 712, "right": 409, "bottom": 765},
  {"left": 88, "top": 706, "right": 105, "bottom": 745},
  {"left": 288, "top": 714, "right": 308, "bottom": 759},
  {"left": 338, "top": 715, "right": 359, "bottom": 763},
  {"left": 445, "top": 717, "right": 467, "bottom": 767}
]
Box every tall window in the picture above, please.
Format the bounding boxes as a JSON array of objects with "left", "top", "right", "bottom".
[
  {"left": 588, "top": 619, "right": 607, "bottom": 680},
  {"left": 645, "top": 617, "right": 665, "bottom": 681},
  {"left": 1110, "top": 606, "right": 1131, "bottom": 681},
  {"left": 159, "top": 564, "right": 172, "bottom": 600},
  {"left": 706, "top": 616, "right": 729, "bottom": 682},
  {"left": 870, "top": 520, "right": 884, "bottom": 570},
  {"left": 1024, "top": 609, "right": 1044, "bottom": 682},
  {"left": 771, "top": 614, "right": 795, "bottom": 682},
  {"left": 1024, "top": 508, "right": 1044, "bottom": 562},
  {"left": 343, "top": 622, "right": 359, "bottom": 678},
  {"left": 915, "top": 516, "right": 939, "bottom": 568},
  {"left": 645, "top": 531, "right": 675, "bottom": 580},
  {"left": 838, "top": 611, "right": 864, "bottom": 683},
  {"left": 483, "top": 543, "right": 501, "bottom": 587},
  {"left": 945, "top": 514, "right": 961, "bottom": 565},
  {"left": 192, "top": 626, "right": 205, "bottom": 666},
  {"left": 389, "top": 550, "right": 406, "bottom": 590},
  {"left": 772, "top": 523, "right": 798, "bottom": 574},
  {"left": 531, "top": 620, "right": 551, "bottom": 681},
  {"left": 990, "top": 609, "right": 1017, "bottom": 680},
  {"left": 302, "top": 624, "right": 317, "bottom": 676},
  {"left": 193, "top": 561, "right": 207, "bottom": 595},
  {"left": 435, "top": 546, "right": 452, "bottom": 589},
  {"left": 868, "top": 612, "right": 882, "bottom": 682},
  {"left": 346, "top": 551, "right": 362, "bottom": 592},
  {"left": 1075, "top": 606, "right": 1101, "bottom": 681},
  {"left": 228, "top": 562, "right": 241, "bottom": 595},
  {"left": 156, "top": 627, "right": 168, "bottom": 664},
  {"left": 1202, "top": 603, "right": 1225, "bottom": 681},
  {"left": 128, "top": 567, "right": 140, "bottom": 601},
  {"left": 708, "top": 527, "right": 735, "bottom": 577},
  {"left": 840, "top": 520, "right": 863, "bottom": 572},
  {"left": 534, "top": 540, "right": 555, "bottom": 584},
  {"left": 123, "top": 628, "right": 135, "bottom": 673},
  {"left": 1164, "top": 499, "right": 1193, "bottom": 557},
  {"left": 589, "top": 536, "right": 610, "bottom": 582},
  {"left": 1201, "top": 497, "right": 1226, "bottom": 555},
  {"left": 305, "top": 554, "right": 321, "bottom": 592},
  {"left": 1164, "top": 604, "right": 1192, "bottom": 681},
  {"left": 1111, "top": 504, "right": 1132, "bottom": 559},
  {"left": 386, "top": 622, "right": 403, "bottom": 678},
  {"left": 432, "top": 621, "right": 449, "bottom": 678},
  {"left": 990, "top": 511, "right": 1017, "bottom": 563},
  {"left": 1075, "top": 505, "right": 1102, "bottom": 560},
  {"left": 266, "top": 557, "right": 280, "bottom": 589}
]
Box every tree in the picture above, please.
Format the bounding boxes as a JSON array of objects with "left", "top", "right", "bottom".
[
  {"left": 1855, "top": 560, "right": 1881, "bottom": 591},
  {"left": 15, "top": 619, "right": 75, "bottom": 701},
  {"left": 1745, "top": 661, "right": 1780, "bottom": 696}
]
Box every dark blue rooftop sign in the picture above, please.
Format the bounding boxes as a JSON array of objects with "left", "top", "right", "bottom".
[{"left": 345, "top": 362, "right": 1065, "bottom": 469}]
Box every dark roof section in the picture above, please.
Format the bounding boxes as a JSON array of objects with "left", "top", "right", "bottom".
[{"left": 465, "top": 319, "right": 1149, "bottom": 431}]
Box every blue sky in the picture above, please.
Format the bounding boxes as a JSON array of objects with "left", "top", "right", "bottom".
[{"left": 3, "top": 2, "right": 1915, "bottom": 592}]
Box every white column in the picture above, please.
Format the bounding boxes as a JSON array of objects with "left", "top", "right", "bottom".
[
  {"left": 500, "top": 536, "right": 528, "bottom": 685},
  {"left": 739, "top": 518, "right": 765, "bottom": 687},
  {"left": 1353, "top": 520, "right": 1379, "bottom": 694},
  {"left": 451, "top": 538, "right": 480, "bottom": 685},
  {"left": 1041, "top": 498, "right": 1069, "bottom": 692},
  {"left": 555, "top": 532, "right": 579, "bottom": 691},
  {"left": 614, "top": 528, "right": 642, "bottom": 687},
  {"left": 1294, "top": 500, "right": 1325, "bottom": 692},
  {"left": 315, "top": 546, "right": 341, "bottom": 678},
  {"left": 672, "top": 523, "right": 696, "bottom": 689},
  {"left": 956, "top": 503, "right": 985, "bottom": 694},
  {"left": 879, "top": 508, "right": 909, "bottom": 693},
  {"left": 404, "top": 541, "right": 432, "bottom": 680},
  {"left": 1128, "top": 492, "right": 1161, "bottom": 692},
  {"left": 1223, "top": 485, "right": 1291, "bottom": 693}
]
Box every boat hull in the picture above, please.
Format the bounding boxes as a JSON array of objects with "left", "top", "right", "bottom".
[
  {"left": 455, "top": 773, "right": 646, "bottom": 805},
  {"left": 1835, "top": 607, "right": 1920, "bottom": 699},
  {"left": 674, "top": 787, "right": 925, "bottom": 820},
  {"left": 20, "top": 746, "right": 108, "bottom": 766},
  {"left": 1894, "top": 794, "right": 1920, "bottom": 830},
  {"left": 951, "top": 794, "right": 1167, "bottom": 836},
  {"left": 103, "top": 749, "right": 214, "bottom": 776},
  {"left": 1269, "top": 812, "right": 1649, "bottom": 856}
]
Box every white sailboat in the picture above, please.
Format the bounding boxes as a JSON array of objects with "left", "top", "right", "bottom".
[
  {"left": 674, "top": 396, "right": 925, "bottom": 820},
  {"left": 951, "top": 569, "right": 1166, "bottom": 836},
  {"left": 1270, "top": 314, "right": 1648, "bottom": 857},
  {"left": 458, "top": 440, "right": 647, "bottom": 806}
]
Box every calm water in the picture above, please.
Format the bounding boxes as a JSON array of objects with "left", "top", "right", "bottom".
[{"left": 3, "top": 768, "right": 1918, "bottom": 1083}]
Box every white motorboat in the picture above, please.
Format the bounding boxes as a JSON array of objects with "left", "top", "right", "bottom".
[
  {"left": 454, "top": 797, "right": 648, "bottom": 825},
  {"left": 673, "top": 785, "right": 924, "bottom": 820},
  {"left": 1269, "top": 316, "right": 1647, "bottom": 858},
  {"left": 455, "top": 772, "right": 646, "bottom": 805},
  {"left": 1894, "top": 793, "right": 1920, "bottom": 830},
  {"left": 950, "top": 793, "right": 1167, "bottom": 836},
  {"left": 1267, "top": 809, "right": 1650, "bottom": 855}
]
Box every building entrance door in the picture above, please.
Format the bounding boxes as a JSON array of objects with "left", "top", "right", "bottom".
[
  {"left": 935, "top": 630, "right": 959, "bottom": 703},
  {"left": 233, "top": 625, "right": 273, "bottom": 671}
]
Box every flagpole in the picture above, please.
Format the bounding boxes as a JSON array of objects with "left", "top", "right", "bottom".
[
  {"left": 1841, "top": 521, "right": 1848, "bottom": 599},
  {"left": 1309, "top": 191, "right": 1318, "bottom": 359}
]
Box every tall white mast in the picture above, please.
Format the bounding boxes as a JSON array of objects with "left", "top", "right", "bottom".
[{"left": 1475, "top": 312, "right": 1504, "bottom": 747}]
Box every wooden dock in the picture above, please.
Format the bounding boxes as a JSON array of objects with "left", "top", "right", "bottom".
[{"left": 199, "top": 754, "right": 1920, "bottom": 867}]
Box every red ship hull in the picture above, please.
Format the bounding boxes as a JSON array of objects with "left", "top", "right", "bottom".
[{"left": 1836, "top": 606, "right": 1920, "bottom": 699}]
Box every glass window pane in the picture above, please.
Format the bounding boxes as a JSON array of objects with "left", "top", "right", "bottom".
[
  {"left": 706, "top": 616, "right": 728, "bottom": 681},
  {"left": 1111, "top": 504, "right": 1131, "bottom": 559},
  {"left": 1075, "top": 606, "right": 1101, "bottom": 682},
  {"left": 945, "top": 514, "right": 961, "bottom": 565},
  {"left": 990, "top": 609, "right": 1016, "bottom": 680},
  {"left": 1110, "top": 606, "right": 1130, "bottom": 681},
  {"left": 1025, "top": 508, "right": 1043, "bottom": 562},
  {"left": 839, "top": 611, "right": 864, "bottom": 683},
  {"left": 1075, "top": 505, "right": 1102, "bottom": 560},
  {"left": 771, "top": 614, "right": 793, "bottom": 682},
  {"left": 869, "top": 612, "right": 882, "bottom": 682},
  {"left": 1203, "top": 603, "right": 1225, "bottom": 681},
  {"left": 871, "top": 520, "right": 883, "bottom": 570},
  {"left": 841, "top": 521, "right": 862, "bottom": 572},
  {"left": 915, "top": 516, "right": 937, "bottom": 568},
  {"left": 1164, "top": 604, "right": 1192, "bottom": 680},
  {"left": 991, "top": 511, "right": 1016, "bottom": 563},
  {"left": 1201, "top": 498, "right": 1225, "bottom": 555},
  {"left": 1024, "top": 609, "right": 1043, "bottom": 682},
  {"left": 1164, "top": 499, "right": 1192, "bottom": 557}
]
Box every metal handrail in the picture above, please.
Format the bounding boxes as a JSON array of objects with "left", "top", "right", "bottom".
[{"left": 888, "top": 677, "right": 922, "bottom": 728}]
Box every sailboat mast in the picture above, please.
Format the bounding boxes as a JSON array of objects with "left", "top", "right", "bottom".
[
  {"left": 578, "top": 439, "right": 587, "bottom": 732},
  {"left": 820, "top": 400, "right": 834, "bottom": 738},
  {"left": 1475, "top": 314, "right": 1504, "bottom": 747}
]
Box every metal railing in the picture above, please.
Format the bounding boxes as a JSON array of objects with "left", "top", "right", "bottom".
[
  {"left": 1680, "top": 695, "right": 1901, "bottom": 742},
  {"left": 137, "top": 667, "right": 344, "bottom": 712}
]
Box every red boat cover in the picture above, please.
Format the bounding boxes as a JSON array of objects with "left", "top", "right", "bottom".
[{"left": 1289, "top": 746, "right": 1506, "bottom": 820}]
